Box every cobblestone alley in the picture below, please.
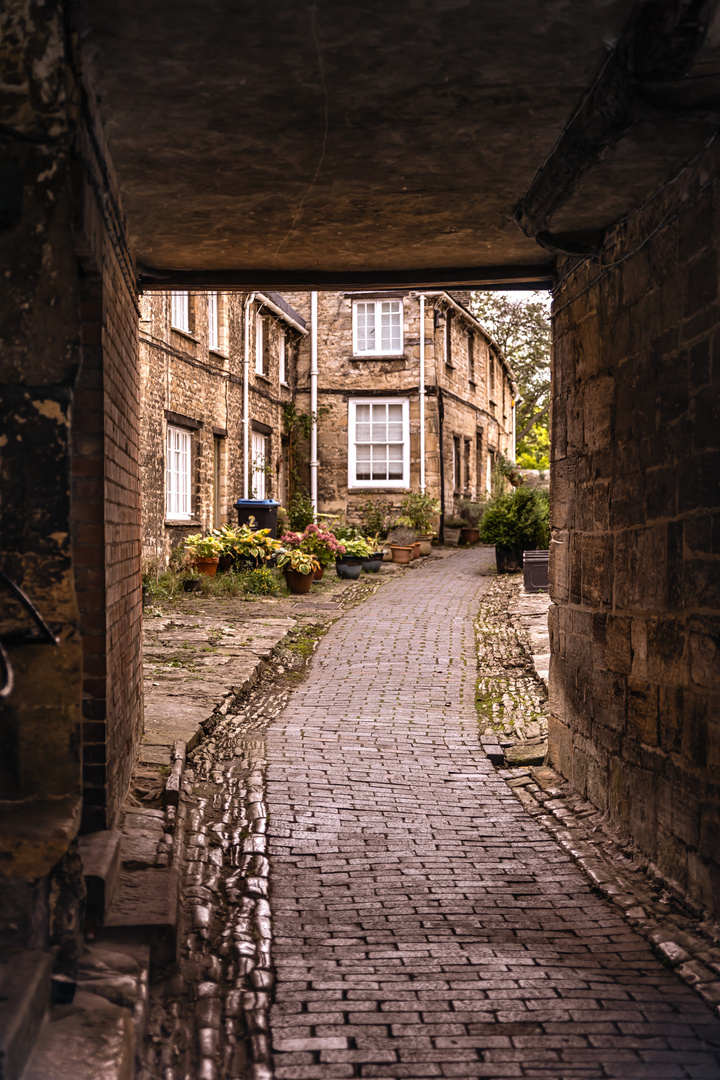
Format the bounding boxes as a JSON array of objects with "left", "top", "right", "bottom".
[{"left": 265, "top": 547, "right": 720, "bottom": 1080}]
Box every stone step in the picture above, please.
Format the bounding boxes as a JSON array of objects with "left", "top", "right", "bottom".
[
  {"left": 0, "top": 950, "right": 52, "bottom": 1080},
  {"left": 22, "top": 991, "right": 134, "bottom": 1080},
  {"left": 96, "top": 867, "right": 179, "bottom": 965},
  {"left": 78, "top": 830, "right": 122, "bottom": 923}
]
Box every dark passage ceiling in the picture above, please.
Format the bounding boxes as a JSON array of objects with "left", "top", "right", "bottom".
[{"left": 78, "top": 0, "right": 720, "bottom": 288}]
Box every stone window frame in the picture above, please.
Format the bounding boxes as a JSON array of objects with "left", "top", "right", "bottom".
[
  {"left": 278, "top": 329, "right": 288, "bottom": 386},
  {"left": 352, "top": 298, "right": 404, "bottom": 358},
  {"left": 171, "top": 290, "right": 192, "bottom": 335},
  {"left": 347, "top": 396, "right": 410, "bottom": 489},
  {"left": 165, "top": 423, "right": 193, "bottom": 520},
  {"left": 255, "top": 312, "right": 272, "bottom": 378}
]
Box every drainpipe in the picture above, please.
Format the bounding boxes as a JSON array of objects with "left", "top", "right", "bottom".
[
  {"left": 310, "top": 291, "right": 318, "bottom": 517},
  {"left": 437, "top": 387, "right": 445, "bottom": 544},
  {"left": 243, "top": 293, "right": 255, "bottom": 498},
  {"left": 512, "top": 392, "right": 523, "bottom": 462},
  {"left": 419, "top": 294, "right": 426, "bottom": 494}
]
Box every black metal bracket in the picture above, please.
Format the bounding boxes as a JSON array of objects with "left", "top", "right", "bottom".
[{"left": 0, "top": 572, "right": 60, "bottom": 700}]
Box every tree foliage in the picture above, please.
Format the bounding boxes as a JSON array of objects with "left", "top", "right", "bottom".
[{"left": 471, "top": 291, "right": 551, "bottom": 445}]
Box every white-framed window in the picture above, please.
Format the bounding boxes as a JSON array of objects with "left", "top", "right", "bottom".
[
  {"left": 171, "top": 291, "right": 189, "bottom": 333},
  {"left": 251, "top": 430, "right": 269, "bottom": 499},
  {"left": 348, "top": 398, "right": 409, "bottom": 488},
  {"left": 278, "top": 331, "right": 287, "bottom": 385},
  {"left": 255, "top": 314, "right": 270, "bottom": 376},
  {"left": 166, "top": 425, "right": 191, "bottom": 519},
  {"left": 208, "top": 292, "right": 219, "bottom": 351},
  {"left": 444, "top": 310, "right": 453, "bottom": 365},
  {"left": 352, "top": 299, "right": 403, "bottom": 356}
]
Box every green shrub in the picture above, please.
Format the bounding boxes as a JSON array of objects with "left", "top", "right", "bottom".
[
  {"left": 478, "top": 487, "right": 549, "bottom": 550},
  {"left": 288, "top": 491, "right": 315, "bottom": 531},
  {"left": 359, "top": 500, "right": 390, "bottom": 539},
  {"left": 242, "top": 567, "right": 281, "bottom": 596}
]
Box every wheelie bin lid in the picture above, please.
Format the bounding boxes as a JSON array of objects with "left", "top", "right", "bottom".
[{"left": 234, "top": 499, "right": 280, "bottom": 507}]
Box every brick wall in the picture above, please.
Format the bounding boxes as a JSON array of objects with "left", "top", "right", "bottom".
[{"left": 549, "top": 136, "right": 720, "bottom": 915}]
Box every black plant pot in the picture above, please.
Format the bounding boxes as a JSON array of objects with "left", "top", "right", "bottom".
[
  {"left": 336, "top": 556, "right": 363, "bottom": 580},
  {"left": 362, "top": 555, "right": 383, "bottom": 574},
  {"left": 183, "top": 578, "right": 203, "bottom": 592},
  {"left": 495, "top": 545, "right": 523, "bottom": 573}
]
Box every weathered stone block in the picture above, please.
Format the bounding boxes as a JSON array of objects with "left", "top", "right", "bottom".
[
  {"left": 627, "top": 678, "right": 658, "bottom": 746},
  {"left": 547, "top": 715, "right": 572, "bottom": 780}
]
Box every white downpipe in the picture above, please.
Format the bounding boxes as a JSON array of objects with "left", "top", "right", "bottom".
[
  {"left": 310, "top": 291, "right": 319, "bottom": 517},
  {"left": 243, "top": 293, "right": 255, "bottom": 498},
  {"left": 512, "top": 392, "right": 523, "bottom": 462},
  {"left": 419, "top": 294, "right": 426, "bottom": 493}
]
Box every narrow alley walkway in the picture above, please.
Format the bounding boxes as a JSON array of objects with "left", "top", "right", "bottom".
[{"left": 266, "top": 548, "right": 720, "bottom": 1080}]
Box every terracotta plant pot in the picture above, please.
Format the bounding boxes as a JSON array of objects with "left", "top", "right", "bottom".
[
  {"left": 390, "top": 544, "right": 413, "bottom": 565},
  {"left": 313, "top": 565, "right": 324, "bottom": 580},
  {"left": 194, "top": 556, "right": 220, "bottom": 576},
  {"left": 284, "top": 568, "right": 315, "bottom": 594},
  {"left": 460, "top": 527, "right": 480, "bottom": 545},
  {"left": 411, "top": 541, "right": 420, "bottom": 559},
  {"left": 417, "top": 534, "right": 433, "bottom": 556}
]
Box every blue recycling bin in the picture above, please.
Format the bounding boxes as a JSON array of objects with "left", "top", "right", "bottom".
[{"left": 234, "top": 498, "right": 280, "bottom": 538}]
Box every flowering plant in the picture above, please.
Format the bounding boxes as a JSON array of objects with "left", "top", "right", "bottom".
[
  {"left": 299, "top": 524, "right": 346, "bottom": 566},
  {"left": 281, "top": 525, "right": 345, "bottom": 567}
]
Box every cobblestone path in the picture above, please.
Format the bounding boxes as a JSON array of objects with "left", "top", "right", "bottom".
[{"left": 266, "top": 548, "right": 720, "bottom": 1080}]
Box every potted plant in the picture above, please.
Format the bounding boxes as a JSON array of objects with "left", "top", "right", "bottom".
[
  {"left": 400, "top": 492, "right": 439, "bottom": 555},
  {"left": 214, "top": 523, "right": 281, "bottom": 569},
  {"left": 457, "top": 499, "right": 485, "bottom": 546},
  {"left": 386, "top": 524, "right": 416, "bottom": 564},
  {"left": 182, "top": 568, "right": 203, "bottom": 593},
  {"left": 443, "top": 517, "right": 465, "bottom": 546},
  {"left": 275, "top": 547, "right": 321, "bottom": 593},
  {"left": 478, "top": 487, "right": 550, "bottom": 573},
  {"left": 288, "top": 524, "right": 346, "bottom": 580},
  {"left": 336, "top": 536, "right": 372, "bottom": 579},
  {"left": 183, "top": 533, "right": 224, "bottom": 575},
  {"left": 361, "top": 534, "right": 384, "bottom": 574}
]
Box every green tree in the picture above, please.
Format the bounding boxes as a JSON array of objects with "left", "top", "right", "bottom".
[{"left": 471, "top": 291, "right": 551, "bottom": 452}]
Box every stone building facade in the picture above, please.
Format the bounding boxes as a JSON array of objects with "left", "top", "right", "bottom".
[
  {"left": 284, "top": 289, "right": 517, "bottom": 525},
  {"left": 139, "top": 291, "right": 306, "bottom": 566}
]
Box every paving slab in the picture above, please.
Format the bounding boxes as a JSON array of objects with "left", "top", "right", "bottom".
[{"left": 265, "top": 546, "right": 720, "bottom": 1079}]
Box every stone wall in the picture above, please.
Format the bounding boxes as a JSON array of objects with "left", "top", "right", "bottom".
[
  {"left": 549, "top": 136, "right": 720, "bottom": 916},
  {"left": 284, "top": 291, "right": 514, "bottom": 523},
  {"left": 0, "top": 0, "right": 144, "bottom": 941}
]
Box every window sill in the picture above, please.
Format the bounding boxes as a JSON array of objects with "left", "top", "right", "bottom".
[
  {"left": 170, "top": 327, "right": 199, "bottom": 343},
  {"left": 254, "top": 372, "right": 271, "bottom": 383},
  {"left": 209, "top": 347, "right": 227, "bottom": 359},
  {"left": 352, "top": 354, "right": 406, "bottom": 361},
  {"left": 164, "top": 519, "right": 200, "bottom": 528},
  {"left": 279, "top": 380, "right": 291, "bottom": 388}
]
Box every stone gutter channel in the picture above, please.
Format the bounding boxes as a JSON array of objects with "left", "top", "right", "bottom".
[{"left": 477, "top": 573, "right": 720, "bottom": 1022}]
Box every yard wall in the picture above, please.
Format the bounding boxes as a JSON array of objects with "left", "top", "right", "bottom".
[{"left": 549, "top": 136, "right": 720, "bottom": 915}]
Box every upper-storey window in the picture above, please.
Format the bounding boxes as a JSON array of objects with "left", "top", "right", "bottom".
[
  {"left": 279, "top": 331, "right": 287, "bottom": 385},
  {"left": 208, "top": 292, "right": 219, "bottom": 350},
  {"left": 353, "top": 299, "right": 403, "bottom": 356},
  {"left": 444, "top": 310, "right": 453, "bottom": 366},
  {"left": 171, "top": 291, "right": 190, "bottom": 333},
  {"left": 255, "top": 314, "right": 270, "bottom": 376},
  {"left": 467, "top": 332, "right": 475, "bottom": 383}
]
